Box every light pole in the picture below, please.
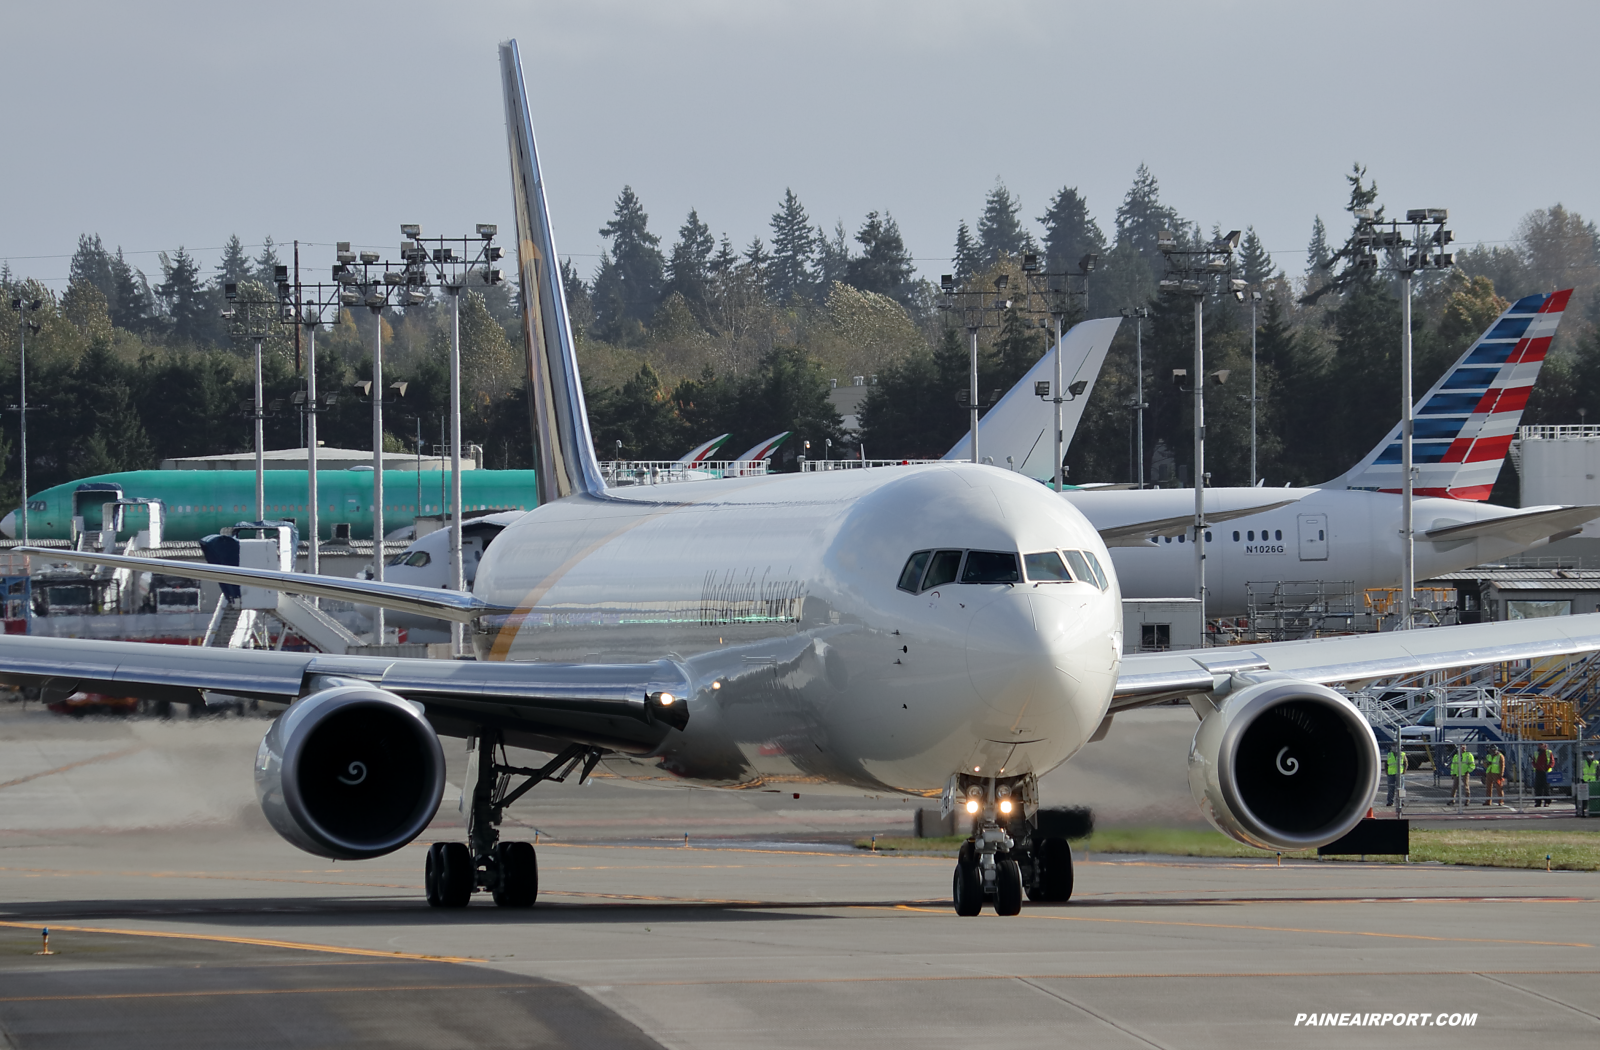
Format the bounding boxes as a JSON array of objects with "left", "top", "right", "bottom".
[
  {"left": 221, "top": 284, "right": 280, "bottom": 522},
  {"left": 1347, "top": 208, "right": 1453, "bottom": 629},
  {"left": 1158, "top": 229, "right": 1243, "bottom": 643},
  {"left": 8, "top": 295, "right": 42, "bottom": 544},
  {"left": 1120, "top": 306, "right": 1149, "bottom": 488},
  {"left": 402, "top": 224, "right": 504, "bottom": 657},
  {"left": 1233, "top": 289, "right": 1264, "bottom": 485},
  {"left": 938, "top": 273, "right": 1008, "bottom": 464},
  {"left": 1021, "top": 252, "right": 1094, "bottom": 491},
  {"left": 282, "top": 276, "right": 344, "bottom": 577}
]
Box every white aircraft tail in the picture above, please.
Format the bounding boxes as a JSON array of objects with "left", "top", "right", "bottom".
[
  {"left": 1328, "top": 289, "right": 1572, "bottom": 500},
  {"left": 734, "top": 432, "right": 792, "bottom": 463},
  {"left": 677, "top": 434, "right": 730, "bottom": 465},
  {"left": 943, "top": 316, "right": 1121, "bottom": 476},
  {"left": 501, "top": 40, "right": 606, "bottom": 503}
]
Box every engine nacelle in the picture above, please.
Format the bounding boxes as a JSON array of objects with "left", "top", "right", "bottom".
[
  {"left": 255, "top": 684, "right": 446, "bottom": 860},
  {"left": 1188, "top": 679, "right": 1379, "bottom": 852}
]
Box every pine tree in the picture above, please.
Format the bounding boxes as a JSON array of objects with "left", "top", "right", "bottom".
[
  {"left": 742, "top": 236, "right": 771, "bottom": 281},
  {"left": 666, "top": 208, "right": 715, "bottom": 312},
  {"left": 110, "top": 249, "right": 154, "bottom": 333},
  {"left": 590, "top": 185, "right": 666, "bottom": 341},
  {"left": 560, "top": 257, "right": 594, "bottom": 340},
  {"left": 1114, "top": 163, "right": 1183, "bottom": 264},
  {"left": 768, "top": 189, "right": 816, "bottom": 304},
  {"left": 158, "top": 247, "right": 215, "bottom": 346},
  {"left": 69, "top": 234, "right": 117, "bottom": 304},
  {"left": 976, "top": 181, "right": 1026, "bottom": 267},
  {"left": 815, "top": 221, "right": 851, "bottom": 289},
  {"left": 1038, "top": 187, "right": 1106, "bottom": 277},
  {"left": 1239, "top": 227, "right": 1273, "bottom": 287},
  {"left": 1306, "top": 216, "right": 1331, "bottom": 276},
  {"left": 253, "top": 236, "right": 282, "bottom": 283},
  {"left": 709, "top": 235, "right": 739, "bottom": 281},
  {"left": 952, "top": 221, "right": 980, "bottom": 284},
  {"left": 216, "top": 235, "right": 251, "bottom": 288},
  {"left": 845, "top": 212, "right": 915, "bottom": 303}
]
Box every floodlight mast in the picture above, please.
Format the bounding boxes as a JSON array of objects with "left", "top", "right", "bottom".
[
  {"left": 1351, "top": 208, "right": 1454, "bottom": 629},
  {"left": 1157, "top": 229, "right": 1242, "bottom": 645},
  {"left": 279, "top": 269, "right": 344, "bottom": 578},
  {"left": 221, "top": 283, "right": 277, "bottom": 521},
  {"left": 9, "top": 296, "right": 43, "bottom": 544},
  {"left": 1121, "top": 306, "right": 1150, "bottom": 488},
  {"left": 404, "top": 226, "right": 504, "bottom": 657},
  {"left": 1020, "top": 252, "right": 1094, "bottom": 491},
  {"left": 938, "top": 273, "right": 1008, "bottom": 465}
]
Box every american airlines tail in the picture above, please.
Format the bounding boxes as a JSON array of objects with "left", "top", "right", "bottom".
[
  {"left": 501, "top": 40, "right": 606, "bottom": 504},
  {"left": 1327, "top": 289, "right": 1572, "bottom": 500}
]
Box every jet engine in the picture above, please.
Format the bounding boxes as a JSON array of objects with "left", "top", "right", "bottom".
[
  {"left": 255, "top": 683, "right": 446, "bottom": 860},
  {"left": 1187, "top": 679, "right": 1378, "bottom": 851}
]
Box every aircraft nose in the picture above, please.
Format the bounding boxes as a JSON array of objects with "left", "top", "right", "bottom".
[
  {"left": 0, "top": 511, "right": 15, "bottom": 539},
  {"left": 965, "top": 589, "right": 1091, "bottom": 725}
]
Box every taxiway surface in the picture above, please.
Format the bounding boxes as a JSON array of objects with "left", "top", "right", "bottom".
[{"left": 2, "top": 706, "right": 1596, "bottom": 1048}]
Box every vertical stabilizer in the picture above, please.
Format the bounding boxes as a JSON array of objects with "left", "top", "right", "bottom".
[
  {"left": 500, "top": 40, "right": 605, "bottom": 503},
  {"left": 1328, "top": 289, "right": 1571, "bottom": 499}
]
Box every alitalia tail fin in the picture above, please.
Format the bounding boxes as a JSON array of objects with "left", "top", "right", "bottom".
[{"left": 1326, "top": 289, "right": 1571, "bottom": 500}]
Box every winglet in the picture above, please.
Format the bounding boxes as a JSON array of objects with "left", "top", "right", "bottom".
[{"left": 500, "top": 40, "right": 606, "bottom": 503}]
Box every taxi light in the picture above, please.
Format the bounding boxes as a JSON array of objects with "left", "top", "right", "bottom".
[
  {"left": 657, "top": 692, "right": 676, "bottom": 706},
  {"left": 965, "top": 799, "right": 980, "bottom": 815},
  {"left": 999, "top": 799, "right": 1013, "bottom": 815}
]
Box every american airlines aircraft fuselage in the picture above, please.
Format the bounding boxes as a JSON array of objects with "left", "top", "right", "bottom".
[
  {"left": 1069, "top": 486, "right": 1555, "bottom": 616},
  {"left": 474, "top": 464, "right": 1121, "bottom": 793}
]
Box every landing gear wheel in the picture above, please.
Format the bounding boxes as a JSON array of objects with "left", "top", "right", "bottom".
[
  {"left": 492, "top": 841, "right": 539, "bottom": 907},
  {"left": 424, "top": 843, "right": 446, "bottom": 907},
  {"left": 438, "top": 841, "right": 475, "bottom": 908},
  {"left": 952, "top": 853, "right": 983, "bottom": 917},
  {"left": 994, "top": 857, "right": 1023, "bottom": 916},
  {"left": 1029, "top": 837, "right": 1074, "bottom": 903}
]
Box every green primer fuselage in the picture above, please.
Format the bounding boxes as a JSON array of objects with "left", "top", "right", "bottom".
[{"left": 12, "top": 469, "right": 539, "bottom": 541}]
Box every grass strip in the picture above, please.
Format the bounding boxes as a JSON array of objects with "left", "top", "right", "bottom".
[{"left": 853, "top": 827, "right": 1600, "bottom": 871}]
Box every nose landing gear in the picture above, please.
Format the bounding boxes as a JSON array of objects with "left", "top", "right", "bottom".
[
  {"left": 946, "top": 773, "right": 1079, "bottom": 915},
  {"left": 425, "top": 730, "right": 601, "bottom": 909}
]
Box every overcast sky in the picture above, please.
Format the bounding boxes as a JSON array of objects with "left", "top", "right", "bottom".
[{"left": 4, "top": 0, "right": 1596, "bottom": 293}]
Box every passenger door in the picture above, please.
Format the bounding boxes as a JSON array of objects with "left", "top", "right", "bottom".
[{"left": 1297, "top": 514, "right": 1328, "bottom": 561}]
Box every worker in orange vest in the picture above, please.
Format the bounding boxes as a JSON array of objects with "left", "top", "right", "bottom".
[{"left": 1483, "top": 745, "right": 1506, "bottom": 807}]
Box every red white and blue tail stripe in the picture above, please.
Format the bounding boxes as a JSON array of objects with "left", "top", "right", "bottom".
[{"left": 1330, "top": 289, "right": 1571, "bottom": 500}]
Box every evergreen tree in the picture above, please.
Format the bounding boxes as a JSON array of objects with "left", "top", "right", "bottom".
[
  {"left": 767, "top": 189, "right": 816, "bottom": 303},
  {"left": 561, "top": 257, "right": 594, "bottom": 340},
  {"left": 253, "top": 236, "right": 282, "bottom": 283},
  {"left": 590, "top": 185, "right": 666, "bottom": 342},
  {"left": 845, "top": 212, "right": 915, "bottom": 303},
  {"left": 814, "top": 221, "right": 851, "bottom": 289},
  {"left": 157, "top": 247, "right": 216, "bottom": 345},
  {"left": 976, "top": 180, "right": 1026, "bottom": 267},
  {"left": 743, "top": 236, "right": 771, "bottom": 280},
  {"left": 665, "top": 208, "right": 715, "bottom": 312},
  {"left": 952, "top": 221, "right": 979, "bottom": 284},
  {"left": 1306, "top": 216, "right": 1331, "bottom": 276},
  {"left": 1239, "top": 227, "right": 1273, "bottom": 287},
  {"left": 1114, "top": 163, "right": 1183, "bottom": 265},
  {"left": 709, "top": 235, "right": 739, "bottom": 281},
  {"left": 216, "top": 235, "right": 251, "bottom": 287},
  {"left": 68, "top": 234, "right": 117, "bottom": 305},
  {"left": 110, "top": 248, "right": 154, "bottom": 333},
  {"left": 1038, "top": 187, "right": 1106, "bottom": 277}
]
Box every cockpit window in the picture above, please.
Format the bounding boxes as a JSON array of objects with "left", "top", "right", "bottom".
[
  {"left": 897, "top": 551, "right": 931, "bottom": 593},
  {"left": 1023, "top": 551, "right": 1072, "bottom": 582},
  {"left": 961, "top": 550, "right": 1020, "bottom": 584},
  {"left": 1062, "top": 549, "right": 1095, "bottom": 587},
  {"left": 1082, "top": 551, "right": 1109, "bottom": 590},
  {"left": 404, "top": 551, "right": 431, "bottom": 567},
  {"left": 922, "top": 549, "right": 963, "bottom": 590}
]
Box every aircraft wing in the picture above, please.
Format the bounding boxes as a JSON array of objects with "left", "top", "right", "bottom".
[
  {"left": 1111, "top": 612, "right": 1600, "bottom": 710},
  {"left": 0, "top": 634, "right": 691, "bottom": 754},
  {"left": 1423, "top": 505, "right": 1600, "bottom": 546},
  {"left": 18, "top": 548, "right": 512, "bottom": 623},
  {"left": 1097, "top": 499, "right": 1303, "bottom": 547}
]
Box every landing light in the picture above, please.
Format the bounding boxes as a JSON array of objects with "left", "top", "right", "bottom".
[
  {"left": 657, "top": 692, "right": 676, "bottom": 706},
  {"left": 999, "top": 800, "right": 1013, "bottom": 815},
  {"left": 965, "top": 799, "right": 980, "bottom": 815}
]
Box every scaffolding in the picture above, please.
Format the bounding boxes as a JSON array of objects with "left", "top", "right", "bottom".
[{"left": 1244, "top": 580, "right": 1357, "bottom": 640}]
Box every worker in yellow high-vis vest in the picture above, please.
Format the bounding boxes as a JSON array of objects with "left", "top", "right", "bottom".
[
  {"left": 1579, "top": 749, "right": 1597, "bottom": 818},
  {"left": 1483, "top": 745, "right": 1506, "bottom": 807},
  {"left": 1384, "top": 746, "right": 1406, "bottom": 808},
  {"left": 1449, "top": 744, "right": 1476, "bottom": 803}
]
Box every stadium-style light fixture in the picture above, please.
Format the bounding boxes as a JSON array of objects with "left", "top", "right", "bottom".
[
  {"left": 477, "top": 223, "right": 497, "bottom": 239},
  {"left": 400, "top": 223, "right": 422, "bottom": 239}
]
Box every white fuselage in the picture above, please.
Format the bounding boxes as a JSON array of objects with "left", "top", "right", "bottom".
[
  {"left": 470, "top": 465, "right": 1122, "bottom": 796},
  {"left": 1067, "top": 487, "right": 1545, "bottom": 616}
]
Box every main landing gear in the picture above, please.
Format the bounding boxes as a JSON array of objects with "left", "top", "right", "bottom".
[
  {"left": 425, "top": 731, "right": 602, "bottom": 909},
  {"left": 948, "top": 774, "right": 1077, "bottom": 916}
]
